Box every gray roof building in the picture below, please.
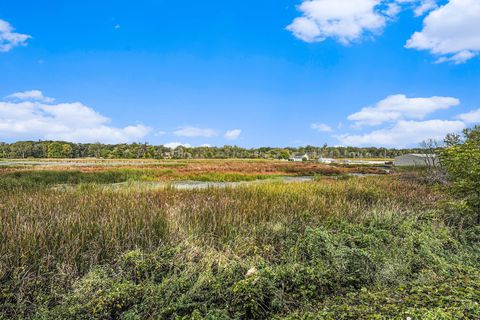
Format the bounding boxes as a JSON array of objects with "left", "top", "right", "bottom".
[{"left": 394, "top": 154, "right": 439, "bottom": 167}]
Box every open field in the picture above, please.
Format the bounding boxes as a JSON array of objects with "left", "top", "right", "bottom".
[{"left": 1, "top": 160, "right": 479, "bottom": 319}]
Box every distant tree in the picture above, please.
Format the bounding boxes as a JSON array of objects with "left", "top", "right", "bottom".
[
  {"left": 280, "top": 149, "right": 290, "bottom": 160},
  {"left": 444, "top": 133, "right": 462, "bottom": 147},
  {"left": 0, "top": 140, "right": 433, "bottom": 161},
  {"left": 62, "top": 144, "right": 73, "bottom": 158},
  {"left": 440, "top": 126, "right": 480, "bottom": 224},
  {"left": 419, "top": 139, "right": 446, "bottom": 184},
  {"left": 91, "top": 142, "right": 102, "bottom": 158},
  {"left": 47, "top": 142, "right": 65, "bottom": 158}
]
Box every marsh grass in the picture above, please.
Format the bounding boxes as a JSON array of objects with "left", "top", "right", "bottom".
[
  {"left": 0, "top": 174, "right": 478, "bottom": 319},
  {"left": 179, "top": 172, "right": 283, "bottom": 182},
  {"left": 0, "top": 169, "right": 287, "bottom": 189},
  {"left": 0, "top": 169, "right": 144, "bottom": 188}
]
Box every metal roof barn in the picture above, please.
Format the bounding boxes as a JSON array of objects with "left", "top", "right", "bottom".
[{"left": 394, "top": 154, "right": 439, "bottom": 167}]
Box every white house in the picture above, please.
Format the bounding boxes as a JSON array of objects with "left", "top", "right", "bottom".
[
  {"left": 318, "top": 157, "right": 335, "bottom": 164},
  {"left": 394, "top": 154, "right": 439, "bottom": 167},
  {"left": 289, "top": 154, "right": 309, "bottom": 162}
]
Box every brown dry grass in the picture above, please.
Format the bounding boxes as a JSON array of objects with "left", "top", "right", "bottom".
[{"left": 0, "top": 159, "right": 387, "bottom": 179}]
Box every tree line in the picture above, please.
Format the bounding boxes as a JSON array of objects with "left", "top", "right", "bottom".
[{"left": 0, "top": 141, "right": 429, "bottom": 159}]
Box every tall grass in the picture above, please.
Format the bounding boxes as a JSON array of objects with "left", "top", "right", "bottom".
[
  {"left": 0, "top": 170, "right": 289, "bottom": 188},
  {"left": 0, "top": 175, "right": 477, "bottom": 319}
]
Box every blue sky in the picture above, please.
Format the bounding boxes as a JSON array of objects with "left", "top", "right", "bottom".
[{"left": 0, "top": 0, "right": 479, "bottom": 148}]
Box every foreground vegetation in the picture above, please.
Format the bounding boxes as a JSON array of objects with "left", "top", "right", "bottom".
[{"left": 1, "top": 169, "right": 479, "bottom": 319}]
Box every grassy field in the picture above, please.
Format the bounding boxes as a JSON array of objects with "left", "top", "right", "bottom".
[
  {"left": 0, "top": 158, "right": 385, "bottom": 174},
  {"left": 0, "top": 160, "right": 479, "bottom": 319}
]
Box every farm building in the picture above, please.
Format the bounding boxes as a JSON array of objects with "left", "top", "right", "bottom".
[
  {"left": 394, "top": 154, "right": 439, "bottom": 167},
  {"left": 289, "top": 154, "right": 309, "bottom": 162}
]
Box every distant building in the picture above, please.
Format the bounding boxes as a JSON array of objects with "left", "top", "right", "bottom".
[
  {"left": 318, "top": 157, "right": 335, "bottom": 164},
  {"left": 394, "top": 154, "right": 439, "bottom": 167},
  {"left": 289, "top": 154, "right": 309, "bottom": 162}
]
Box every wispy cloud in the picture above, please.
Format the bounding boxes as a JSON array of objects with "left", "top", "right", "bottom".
[
  {"left": 311, "top": 123, "right": 332, "bottom": 132},
  {"left": 6, "top": 90, "right": 55, "bottom": 103},
  {"left": 173, "top": 126, "right": 217, "bottom": 138},
  {"left": 456, "top": 108, "right": 480, "bottom": 124},
  {"left": 224, "top": 129, "right": 242, "bottom": 140},
  {"left": 0, "top": 19, "right": 31, "bottom": 52}
]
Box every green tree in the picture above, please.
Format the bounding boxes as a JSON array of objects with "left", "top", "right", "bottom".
[
  {"left": 279, "top": 149, "right": 290, "bottom": 160},
  {"left": 440, "top": 126, "right": 480, "bottom": 224},
  {"left": 47, "top": 142, "right": 73, "bottom": 158},
  {"left": 62, "top": 144, "right": 73, "bottom": 158},
  {"left": 47, "top": 142, "right": 65, "bottom": 158}
]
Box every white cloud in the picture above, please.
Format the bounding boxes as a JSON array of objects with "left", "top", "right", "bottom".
[
  {"left": 385, "top": 1, "right": 438, "bottom": 17},
  {"left": 347, "top": 94, "right": 460, "bottom": 126},
  {"left": 224, "top": 129, "right": 242, "bottom": 140},
  {"left": 286, "top": 0, "right": 480, "bottom": 65},
  {"left": 412, "top": 0, "right": 438, "bottom": 16},
  {"left": 287, "top": 0, "right": 386, "bottom": 44},
  {"left": 406, "top": 0, "right": 480, "bottom": 63},
  {"left": 456, "top": 108, "right": 480, "bottom": 124},
  {"left": 334, "top": 92, "right": 480, "bottom": 147},
  {"left": 336, "top": 119, "right": 465, "bottom": 147},
  {"left": 311, "top": 123, "right": 333, "bottom": 132},
  {"left": 6, "top": 90, "right": 55, "bottom": 103},
  {"left": 286, "top": 0, "right": 439, "bottom": 44},
  {"left": 173, "top": 126, "right": 217, "bottom": 138},
  {"left": 0, "top": 91, "right": 151, "bottom": 143},
  {"left": 0, "top": 19, "right": 31, "bottom": 52},
  {"left": 164, "top": 142, "right": 191, "bottom": 149},
  {"left": 384, "top": 3, "right": 402, "bottom": 17}
]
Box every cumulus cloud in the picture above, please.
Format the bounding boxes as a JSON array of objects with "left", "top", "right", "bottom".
[
  {"left": 286, "top": 0, "right": 440, "bottom": 44},
  {"left": 173, "top": 126, "right": 217, "bottom": 138},
  {"left": 406, "top": 0, "right": 480, "bottom": 63},
  {"left": 311, "top": 123, "right": 333, "bottom": 132},
  {"left": 0, "top": 19, "right": 31, "bottom": 52},
  {"left": 333, "top": 93, "right": 480, "bottom": 147},
  {"left": 347, "top": 94, "right": 460, "bottom": 126},
  {"left": 456, "top": 108, "right": 480, "bottom": 124},
  {"left": 287, "top": 0, "right": 480, "bottom": 64},
  {"left": 224, "top": 129, "right": 242, "bottom": 140},
  {"left": 0, "top": 91, "right": 151, "bottom": 143},
  {"left": 6, "top": 90, "right": 55, "bottom": 103},
  {"left": 336, "top": 119, "right": 466, "bottom": 147},
  {"left": 286, "top": 0, "right": 387, "bottom": 44}
]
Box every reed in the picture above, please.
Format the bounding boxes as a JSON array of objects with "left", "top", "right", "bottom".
[{"left": 0, "top": 173, "right": 477, "bottom": 319}]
